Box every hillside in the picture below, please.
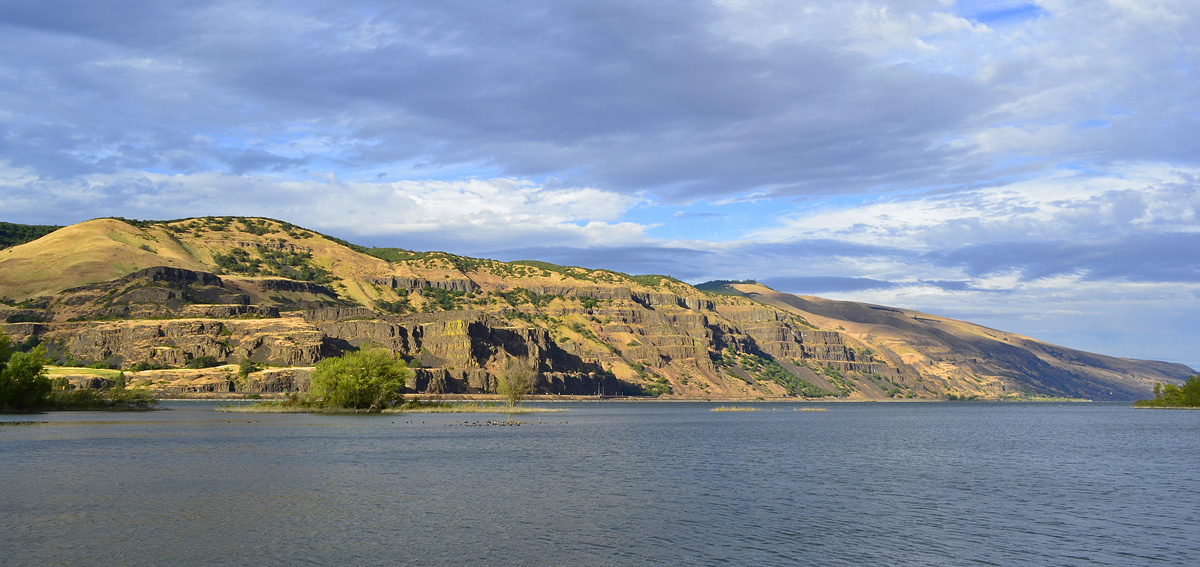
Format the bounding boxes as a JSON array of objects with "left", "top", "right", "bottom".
[
  {"left": 0, "top": 216, "right": 1192, "bottom": 400},
  {"left": 726, "top": 283, "right": 1193, "bottom": 400}
]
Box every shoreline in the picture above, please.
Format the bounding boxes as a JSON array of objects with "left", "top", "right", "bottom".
[
  {"left": 217, "top": 403, "right": 566, "bottom": 414},
  {"left": 166, "top": 393, "right": 1097, "bottom": 404}
]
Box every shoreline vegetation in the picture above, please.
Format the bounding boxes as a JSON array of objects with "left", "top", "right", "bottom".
[
  {"left": 226, "top": 349, "right": 566, "bottom": 415},
  {"left": 141, "top": 390, "right": 1100, "bottom": 404},
  {"left": 1133, "top": 375, "right": 1200, "bottom": 408},
  {"left": 175, "top": 393, "right": 1092, "bottom": 403},
  {"left": 1, "top": 335, "right": 156, "bottom": 412},
  {"left": 218, "top": 399, "right": 565, "bottom": 414}
]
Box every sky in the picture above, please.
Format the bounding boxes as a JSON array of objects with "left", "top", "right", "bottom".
[{"left": 1, "top": 0, "right": 1197, "bottom": 368}]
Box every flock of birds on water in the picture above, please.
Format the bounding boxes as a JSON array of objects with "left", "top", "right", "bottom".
[{"left": 389, "top": 419, "right": 570, "bottom": 427}]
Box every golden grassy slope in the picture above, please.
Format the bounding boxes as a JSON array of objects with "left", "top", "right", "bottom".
[
  {"left": 0, "top": 216, "right": 690, "bottom": 307},
  {"left": 0, "top": 219, "right": 210, "bottom": 300},
  {"left": 737, "top": 283, "right": 1182, "bottom": 399}
]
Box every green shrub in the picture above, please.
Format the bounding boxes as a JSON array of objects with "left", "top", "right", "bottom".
[
  {"left": 309, "top": 349, "right": 412, "bottom": 411},
  {"left": 237, "top": 358, "right": 263, "bottom": 379},
  {"left": 1136, "top": 375, "right": 1200, "bottom": 408},
  {"left": 0, "top": 340, "right": 52, "bottom": 410},
  {"left": 185, "top": 356, "right": 221, "bottom": 369},
  {"left": 421, "top": 286, "right": 468, "bottom": 311},
  {"left": 4, "top": 313, "right": 46, "bottom": 324},
  {"left": 128, "top": 361, "right": 170, "bottom": 372},
  {"left": 376, "top": 296, "right": 410, "bottom": 314},
  {"left": 49, "top": 388, "right": 155, "bottom": 411}
]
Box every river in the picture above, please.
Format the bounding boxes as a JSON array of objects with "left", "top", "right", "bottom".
[{"left": 2, "top": 401, "right": 1197, "bottom": 566}]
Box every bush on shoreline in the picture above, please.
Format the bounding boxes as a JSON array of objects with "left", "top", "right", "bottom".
[
  {"left": 1135, "top": 375, "right": 1200, "bottom": 408},
  {"left": 237, "top": 348, "right": 412, "bottom": 413},
  {"left": 220, "top": 398, "right": 563, "bottom": 414},
  {"left": 1, "top": 333, "right": 157, "bottom": 411}
]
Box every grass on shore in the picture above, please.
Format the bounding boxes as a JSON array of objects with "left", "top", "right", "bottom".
[{"left": 711, "top": 405, "right": 758, "bottom": 412}]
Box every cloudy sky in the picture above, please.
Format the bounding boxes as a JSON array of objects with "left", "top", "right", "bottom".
[{"left": 1, "top": 0, "right": 1197, "bottom": 368}]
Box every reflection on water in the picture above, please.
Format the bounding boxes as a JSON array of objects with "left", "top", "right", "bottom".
[{"left": 2, "top": 402, "right": 1198, "bottom": 566}]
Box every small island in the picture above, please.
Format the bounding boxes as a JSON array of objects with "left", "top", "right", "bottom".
[
  {"left": 225, "top": 348, "right": 561, "bottom": 415},
  {"left": 1134, "top": 375, "right": 1200, "bottom": 408}
]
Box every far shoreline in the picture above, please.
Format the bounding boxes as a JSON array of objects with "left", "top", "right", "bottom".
[
  {"left": 217, "top": 403, "right": 566, "bottom": 414},
  {"left": 166, "top": 393, "right": 1098, "bottom": 404}
]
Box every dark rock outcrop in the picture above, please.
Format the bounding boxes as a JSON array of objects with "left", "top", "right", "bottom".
[{"left": 371, "top": 276, "right": 480, "bottom": 294}]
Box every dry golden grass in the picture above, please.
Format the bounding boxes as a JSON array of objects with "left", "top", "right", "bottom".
[
  {"left": 0, "top": 219, "right": 208, "bottom": 299},
  {"left": 0, "top": 217, "right": 412, "bottom": 304}
]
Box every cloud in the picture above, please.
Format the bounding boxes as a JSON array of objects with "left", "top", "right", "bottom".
[
  {"left": 3, "top": 1, "right": 1196, "bottom": 200},
  {"left": 0, "top": 0, "right": 980, "bottom": 197},
  {"left": 748, "top": 163, "right": 1200, "bottom": 248},
  {"left": 760, "top": 276, "right": 898, "bottom": 294},
  {"left": 0, "top": 1, "right": 1198, "bottom": 366},
  {"left": 485, "top": 245, "right": 719, "bottom": 280},
  {"left": 0, "top": 164, "right": 649, "bottom": 252}
]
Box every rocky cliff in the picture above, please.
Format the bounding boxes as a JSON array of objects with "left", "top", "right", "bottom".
[{"left": 1, "top": 216, "right": 1192, "bottom": 400}]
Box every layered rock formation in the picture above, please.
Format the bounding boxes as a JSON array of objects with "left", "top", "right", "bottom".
[{"left": 1, "top": 216, "right": 1192, "bottom": 400}]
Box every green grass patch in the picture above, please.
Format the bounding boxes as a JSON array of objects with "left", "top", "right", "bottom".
[
  {"left": 45, "top": 388, "right": 156, "bottom": 411},
  {"left": 46, "top": 366, "right": 124, "bottom": 379}
]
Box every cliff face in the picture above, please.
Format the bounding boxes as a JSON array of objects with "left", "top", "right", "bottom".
[
  {"left": 1, "top": 216, "right": 1192, "bottom": 400},
  {"left": 743, "top": 286, "right": 1195, "bottom": 400}
]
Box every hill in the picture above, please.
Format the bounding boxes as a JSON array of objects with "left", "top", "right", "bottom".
[
  {"left": 0, "top": 217, "right": 1191, "bottom": 400},
  {"left": 723, "top": 282, "right": 1192, "bottom": 400}
]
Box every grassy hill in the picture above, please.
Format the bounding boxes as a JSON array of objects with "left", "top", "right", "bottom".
[
  {"left": 729, "top": 283, "right": 1191, "bottom": 400},
  {"left": 0, "top": 217, "right": 1192, "bottom": 400}
]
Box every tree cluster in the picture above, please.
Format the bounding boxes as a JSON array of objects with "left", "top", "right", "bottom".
[
  {"left": 0, "top": 335, "right": 52, "bottom": 410},
  {"left": 1, "top": 332, "right": 155, "bottom": 411},
  {"left": 1136, "top": 376, "right": 1200, "bottom": 408},
  {"left": 308, "top": 348, "right": 412, "bottom": 411}
]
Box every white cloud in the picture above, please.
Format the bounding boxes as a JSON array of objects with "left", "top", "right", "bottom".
[
  {"left": 0, "top": 163, "right": 649, "bottom": 250},
  {"left": 829, "top": 276, "right": 1200, "bottom": 364},
  {"left": 746, "top": 163, "right": 1200, "bottom": 249},
  {"left": 1, "top": 1, "right": 1197, "bottom": 366}
]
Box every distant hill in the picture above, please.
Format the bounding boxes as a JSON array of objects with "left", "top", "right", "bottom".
[
  {"left": 721, "top": 282, "right": 1193, "bottom": 401},
  {"left": 0, "top": 217, "right": 1191, "bottom": 400}
]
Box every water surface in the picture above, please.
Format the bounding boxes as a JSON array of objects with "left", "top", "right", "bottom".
[{"left": 2, "top": 402, "right": 1197, "bottom": 566}]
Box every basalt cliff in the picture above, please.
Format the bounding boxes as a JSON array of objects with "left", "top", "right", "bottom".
[{"left": 0, "top": 217, "right": 1192, "bottom": 400}]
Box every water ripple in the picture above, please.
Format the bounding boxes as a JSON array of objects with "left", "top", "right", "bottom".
[{"left": 3, "top": 402, "right": 1199, "bottom": 566}]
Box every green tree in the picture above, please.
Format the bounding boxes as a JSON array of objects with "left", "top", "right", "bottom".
[
  {"left": 0, "top": 335, "right": 53, "bottom": 411},
  {"left": 1137, "top": 375, "right": 1200, "bottom": 408},
  {"left": 309, "top": 348, "right": 411, "bottom": 411},
  {"left": 496, "top": 359, "right": 537, "bottom": 408},
  {"left": 238, "top": 358, "right": 263, "bottom": 380},
  {"left": 185, "top": 355, "right": 221, "bottom": 369}
]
